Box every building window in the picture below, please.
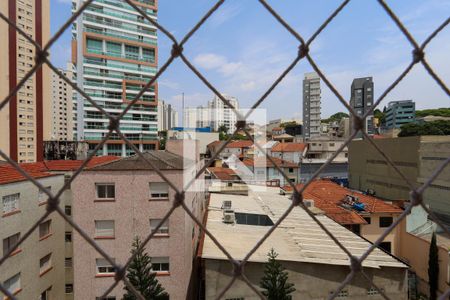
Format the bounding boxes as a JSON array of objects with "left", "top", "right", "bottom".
[
  {"left": 65, "top": 257, "right": 73, "bottom": 268},
  {"left": 65, "top": 284, "right": 73, "bottom": 294},
  {"left": 363, "top": 217, "right": 371, "bottom": 224},
  {"left": 3, "top": 273, "right": 21, "bottom": 295},
  {"left": 39, "top": 220, "right": 51, "bottom": 239},
  {"left": 151, "top": 257, "right": 169, "bottom": 272},
  {"left": 38, "top": 186, "right": 51, "bottom": 203},
  {"left": 288, "top": 168, "right": 294, "bottom": 173},
  {"left": 335, "top": 290, "right": 348, "bottom": 297},
  {"left": 95, "top": 220, "right": 115, "bottom": 238},
  {"left": 2, "top": 193, "right": 20, "bottom": 214},
  {"left": 65, "top": 205, "right": 72, "bottom": 216},
  {"left": 65, "top": 232, "right": 72, "bottom": 242},
  {"left": 379, "top": 216, "right": 393, "bottom": 228},
  {"left": 96, "top": 258, "right": 115, "bottom": 274},
  {"left": 367, "top": 287, "right": 380, "bottom": 295},
  {"left": 96, "top": 183, "right": 115, "bottom": 200},
  {"left": 379, "top": 242, "right": 392, "bottom": 253},
  {"left": 3, "top": 233, "right": 20, "bottom": 255},
  {"left": 64, "top": 175, "right": 71, "bottom": 189},
  {"left": 40, "top": 287, "right": 52, "bottom": 300},
  {"left": 39, "top": 253, "right": 52, "bottom": 275},
  {"left": 149, "top": 182, "right": 169, "bottom": 199},
  {"left": 150, "top": 219, "right": 169, "bottom": 235}
]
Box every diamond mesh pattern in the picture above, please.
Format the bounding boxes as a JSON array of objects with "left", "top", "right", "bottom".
[{"left": 0, "top": 0, "right": 449, "bottom": 299}]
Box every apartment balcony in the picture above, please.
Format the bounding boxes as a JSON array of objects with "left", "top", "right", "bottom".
[
  {"left": 85, "top": 27, "right": 157, "bottom": 45},
  {"left": 86, "top": 48, "right": 155, "bottom": 64}
]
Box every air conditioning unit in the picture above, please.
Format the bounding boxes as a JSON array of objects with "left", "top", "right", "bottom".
[
  {"left": 222, "top": 200, "right": 232, "bottom": 209},
  {"left": 223, "top": 209, "right": 235, "bottom": 224},
  {"left": 304, "top": 199, "right": 314, "bottom": 208}
]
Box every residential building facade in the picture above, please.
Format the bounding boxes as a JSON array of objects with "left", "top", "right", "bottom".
[
  {"left": 0, "top": 165, "right": 66, "bottom": 299},
  {"left": 0, "top": 0, "right": 51, "bottom": 162},
  {"left": 220, "top": 140, "right": 253, "bottom": 160},
  {"left": 241, "top": 157, "right": 300, "bottom": 185},
  {"left": 303, "top": 72, "right": 321, "bottom": 140},
  {"left": 270, "top": 142, "right": 307, "bottom": 164},
  {"left": 157, "top": 99, "right": 178, "bottom": 132},
  {"left": 350, "top": 77, "right": 374, "bottom": 138},
  {"left": 201, "top": 190, "right": 408, "bottom": 299},
  {"left": 71, "top": 151, "right": 205, "bottom": 299},
  {"left": 72, "top": 0, "right": 159, "bottom": 157},
  {"left": 384, "top": 100, "right": 416, "bottom": 129},
  {"left": 208, "top": 94, "right": 239, "bottom": 133},
  {"left": 51, "top": 65, "right": 74, "bottom": 141},
  {"left": 183, "top": 105, "right": 209, "bottom": 129}
]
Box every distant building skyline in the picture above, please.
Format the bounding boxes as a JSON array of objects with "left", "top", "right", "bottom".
[
  {"left": 158, "top": 100, "right": 178, "bottom": 131},
  {"left": 51, "top": 65, "right": 74, "bottom": 141}
]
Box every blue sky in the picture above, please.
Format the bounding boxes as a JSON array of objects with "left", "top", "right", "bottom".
[{"left": 50, "top": 0, "right": 450, "bottom": 120}]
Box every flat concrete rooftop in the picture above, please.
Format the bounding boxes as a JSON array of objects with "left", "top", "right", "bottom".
[{"left": 202, "top": 186, "right": 407, "bottom": 269}]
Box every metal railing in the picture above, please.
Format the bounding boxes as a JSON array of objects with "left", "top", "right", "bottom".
[{"left": 0, "top": 0, "right": 449, "bottom": 299}]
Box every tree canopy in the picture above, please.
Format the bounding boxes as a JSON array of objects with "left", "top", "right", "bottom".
[
  {"left": 321, "top": 112, "right": 349, "bottom": 124},
  {"left": 416, "top": 108, "right": 450, "bottom": 118},
  {"left": 398, "top": 120, "right": 450, "bottom": 137},
  {"left": 260, "top": 248, "right": 295, "bottom": 300}
]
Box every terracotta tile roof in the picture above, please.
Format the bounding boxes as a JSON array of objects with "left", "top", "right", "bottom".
[
  {"left": 226, "top": 140, "right": 253, "bottom": 149},
  {"left": 281, "top": 179, "right": 402, "bottom": 225},
  {"left": 271, "top": 142, "right": 307, "bottom": 153},
  {"left": 0, "top": 163, "right": 55, "bottom": 185},
  {"left": 207, "top": 167, "right": 238, "bottom": 181},
  {"left": 0, "top": 156, "right": 119, "bottom": 185},
  {"left": 243, "top": 157, "right": 298, "bottom": 168}
]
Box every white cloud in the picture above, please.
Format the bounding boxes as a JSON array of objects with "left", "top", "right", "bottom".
[
  {"left": 193, "top": 53, "right": 242, "bottom": 76},
  {"left": 208, "top": 3, "right": 242, "bottom": 27}
]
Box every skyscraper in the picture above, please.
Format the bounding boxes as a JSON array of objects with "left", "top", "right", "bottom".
[
  {"left": 0, "top": 0, "right": 51, "bottom": 162},
  {"left": 208, "top": 94, "right": 239, "bottom": 133},
  {"left": 303, "top": 72, "right": 321, "bottom": 140},
  {"left": 72, "top": 0, "right": 159, "bottom": 157},
  {"left": 350, "top": 77, "right": 374, "bottom": 138},
  {"left": 157, "top": 100, "right": 178, "bottom": 131},
  {"left": 51, "top": 65, "right": 74, "bottom": 141}
]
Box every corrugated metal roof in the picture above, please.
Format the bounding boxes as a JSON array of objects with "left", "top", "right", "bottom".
[{"left": 201, "top": 188, "right": 407, "bottom": 269}]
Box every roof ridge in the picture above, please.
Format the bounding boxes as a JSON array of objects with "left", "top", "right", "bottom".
[{"left": 145, "top": 150, "right": 180, "bottom": 169}]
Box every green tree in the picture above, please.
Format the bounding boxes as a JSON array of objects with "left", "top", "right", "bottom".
[
  {"left": 159, "top": 131, "right": 167, "bottom": 150},
  {"left": 428, "top": 232, "right": 439, "bottom": 300},
  {"left": 374, "top": 108, "right": 386, "bottom": 125},
  {"left": 321, "top": 112, "right": 349, "bottom": 124},
  {"left": 218, "top": 124, "right": 229, "bottom": 141},
  {"left": 260, "top": 248, "right": 295, "bottom": 300},
  {"left": 123, "top": 236, "right": 169, "bottom": 300},
  {"left": 398, "top": 120, "right": 450, "bottom": 137},
  {"left": 416, "top": 108, "right": 450, "bottom": 118}
]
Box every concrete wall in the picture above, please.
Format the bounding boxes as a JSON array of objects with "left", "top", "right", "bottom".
[
  {"left": 348, "top": 136, "right": 421, "bottom": 200},
  {"left": 204, "top": 259, "right": 407, "bottom": 299},
  {"left": 0, "top": 175, "right": 66, "bottom": 299},
  {"left": 397, "top": 219, "right": 449, "bottom": 298},
  {"left": 300, "top": 163, "right": 348, "bottom": 181},
  {"left": 72, "top": 169, "right": 204, "bottom": 299},
  {"left": 271, "top": 151, "right": 302, "bottom": 164}
]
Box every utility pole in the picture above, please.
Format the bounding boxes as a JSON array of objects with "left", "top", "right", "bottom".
[{"left": 182, "top": 92, "right": 185, "bottom": 128}]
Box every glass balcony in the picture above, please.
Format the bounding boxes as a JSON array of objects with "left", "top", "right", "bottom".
[{"left": 85, "top": 27, "right": 157, "bottom": 45}]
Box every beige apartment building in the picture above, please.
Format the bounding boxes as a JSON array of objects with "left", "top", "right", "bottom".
[
  {"left": 0, "top": 164, "right": 66, "bottom": 299},
  {"left": 200, "top": 189, "right": 408, "bottom": 299},
  {"left": 0, "top": 0, "right": 51, "bottom": 163},
  {"left": 50, "top": 66, "right": 73, "bottom": 141},
  {"left": 71, "top": 150, "right": 206, "bottom": 299}
]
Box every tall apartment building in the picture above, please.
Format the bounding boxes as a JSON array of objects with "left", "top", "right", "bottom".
[
  {"left": 183, "top": 94, "right": 239, "bottom": 132},
  {"left": 384, "top": 100, "right": 416, "bottom": 129},
  {"left": 0, "top": 0, "right": 51, "bottom": 162},
  {"left": 350, "top": 77, "right": 374, "bottom": 138},
  {"left": 183, "top": 105, "right": 209, "bottom": 129},
  {"left": 51, "top": 65, "right": 74, "bottom": 141},
  {"left": 209, "top": 94, "right": 239, "bottom": 133},
  {"left": 72, "top": 0, "right": 159, "bottom": 157},
  {"left": 303, "top": 72, "right": 321, "bottom": 141},
  {"left": 157, "top": 100, "right": 178, "bottom": 131}
]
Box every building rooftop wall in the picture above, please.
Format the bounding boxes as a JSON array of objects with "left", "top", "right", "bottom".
[
  {"left": 271, "top": 142, "right": 307, "bottom": 153},
  {"left": 201, "top": 188, "right": 407, "bottom": 268}
]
